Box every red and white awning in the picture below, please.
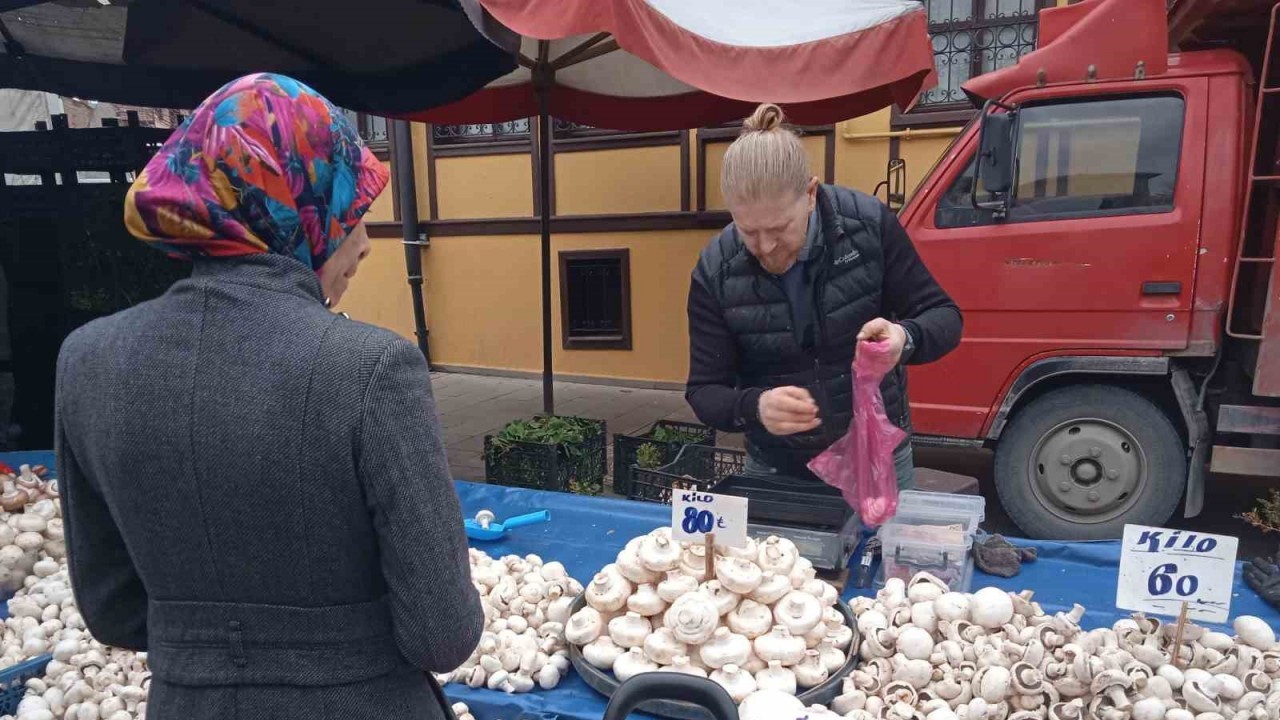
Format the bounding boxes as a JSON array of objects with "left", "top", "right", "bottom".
[{"left": 408, "top": 0, "right": 937, "bottom": 130}]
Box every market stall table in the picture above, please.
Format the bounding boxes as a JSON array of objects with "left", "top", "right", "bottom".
[
  {"left": 449, "top": 482, "right": 1280, "bottom": 720},
  {"left": 5, "top": 452, "right": 1279, "bottom": 720}
]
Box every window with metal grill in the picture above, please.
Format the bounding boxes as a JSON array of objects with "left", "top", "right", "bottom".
[
  {"left": 339, "top": 110, "right": 389, "bottom": 154},
  {"left": 559, "top": 250, "right": 631, "bottom": 350},
  {"left": 896, "top": 0, "right": 1054, "bottom": 127}
]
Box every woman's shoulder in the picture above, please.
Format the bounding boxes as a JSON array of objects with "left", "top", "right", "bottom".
[{"left": 324, "top": 316, "right": 426, "bottom": 378}]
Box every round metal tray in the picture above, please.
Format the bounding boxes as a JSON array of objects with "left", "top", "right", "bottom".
[{"left": 567, "top": 593, "right": 861, "bottom": 720}]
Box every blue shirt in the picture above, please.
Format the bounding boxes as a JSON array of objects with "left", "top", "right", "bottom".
[{"left": 773, "top": 208, "right": 820, "bottom": 348}]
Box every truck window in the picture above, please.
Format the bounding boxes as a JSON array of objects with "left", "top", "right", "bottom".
[{"left": 935, "top": 94, "right": 1185, "bottom": 228}]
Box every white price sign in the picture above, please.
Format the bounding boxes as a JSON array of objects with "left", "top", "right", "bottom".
[
  {"left": 671, "top": 489, "right": 749, "bottom": 549},
  {"left": 1116, "top": 525, "right": 1238, "bottom": 623}
]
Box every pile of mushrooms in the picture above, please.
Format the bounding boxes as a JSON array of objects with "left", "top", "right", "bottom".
[
  {"left": 566, "top": 529, "right": 855, "bottom": 704},
  {"left": 0, "top": 561, "right": 151, "bottom": 720},
  {"left": 775, "top": 572, "right": 1280, "bottom": 720},
  {"left": 0, "top": 466, "right": 59, "bottom": 511},
  {"left": 433, "top": 548, "right": 583, "bottom": 694},
  {"left": 0, "top": 467, "right": 66, "bottom": 594}
]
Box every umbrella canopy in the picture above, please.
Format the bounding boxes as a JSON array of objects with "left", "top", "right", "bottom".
[
  {"left": 0, "top": 0, "right": 518, "bottom": 112},
  {"left": 409, "top": 0, "right": 936, "bottom": 129}
]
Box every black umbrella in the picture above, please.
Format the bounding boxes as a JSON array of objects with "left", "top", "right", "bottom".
[{"left": 0, "top": 0, "right": 518, "bottom": 112}]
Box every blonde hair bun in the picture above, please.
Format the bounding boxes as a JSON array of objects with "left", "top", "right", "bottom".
[
  {"left": 743, "top": 103, "right": 787, "bottom": 133},
  {"left": 721, "top": 103, "right": 810, "bottom": 202}
]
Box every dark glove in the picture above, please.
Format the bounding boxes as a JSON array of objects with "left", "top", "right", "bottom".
[
  {"left": 1244, "top": 549, "right": 1280, "bottom": 608},
  {"left": 973, "top": 534, "right": 1038, "bottom": 578}
]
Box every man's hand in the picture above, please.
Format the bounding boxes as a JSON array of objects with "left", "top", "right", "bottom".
[
  {"left": 758, "top": 386, "right": 821, "bottom": 436},
  {"left": 857, "top": 318, "right": 907, "bottom": 365}
]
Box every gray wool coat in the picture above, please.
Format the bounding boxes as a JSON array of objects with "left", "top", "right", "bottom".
[{"left": 54, "top": 254, "right": 483, "bottom": 720}]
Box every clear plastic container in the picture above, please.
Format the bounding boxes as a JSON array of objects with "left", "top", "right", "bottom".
[
  {"left": 897, "top": 490, "right": 986, "bottom": 528},
  {"left": 890, "top": 505, "right": 980, "bottom": 535},
  {"left": 877, "top": 510, "right": 975, "bottom": 591}
]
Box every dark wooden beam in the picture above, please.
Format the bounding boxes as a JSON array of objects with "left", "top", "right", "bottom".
[{"left": 368, "top": 211, "right": 733, "bottom": 239}]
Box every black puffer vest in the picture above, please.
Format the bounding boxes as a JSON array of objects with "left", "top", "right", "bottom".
[{"left": 694, "top": 185, "right": 910, "bottom": 473}]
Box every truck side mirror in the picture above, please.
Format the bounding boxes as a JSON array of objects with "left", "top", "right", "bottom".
[
  {"left": 977, "top": 113, "right": 1014, "bottom": 194},
  {"left": 971, "top": 100, "right": 1018, "bottom": 219},
  {"left": 873, "top": 158, "right": 908, "bottom": 213}
]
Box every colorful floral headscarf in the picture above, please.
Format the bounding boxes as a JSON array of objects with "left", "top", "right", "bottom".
[{"left": 125, "top": 73, "right": 389, "bottom": 272}]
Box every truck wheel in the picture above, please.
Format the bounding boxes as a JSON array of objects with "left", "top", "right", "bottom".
[{"left": 994, "top": 385, "right": 1185, "bottom": 540}]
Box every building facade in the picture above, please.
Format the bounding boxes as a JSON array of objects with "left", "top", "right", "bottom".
[{"left": 339, "top": 0, "right": 1062, "bottom": 389}]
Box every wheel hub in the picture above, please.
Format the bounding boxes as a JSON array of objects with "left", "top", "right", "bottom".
[{"left": 1030, "top": 418, "right": 1146, "bottom": 523}]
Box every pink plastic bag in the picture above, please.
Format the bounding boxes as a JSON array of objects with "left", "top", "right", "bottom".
[{"left": 807, "top": 339, "right": 907, "bottom": 527}]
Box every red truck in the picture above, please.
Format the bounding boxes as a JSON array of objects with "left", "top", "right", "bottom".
[{"left": 902, "top": 0, "right": 1280, "bottom": 539}]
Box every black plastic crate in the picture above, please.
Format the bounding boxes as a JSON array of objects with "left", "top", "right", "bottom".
[
  {"left": 630, "top": 445, "right": 854, "bottom": 531},
  {"left": 483, "top": 416, "right": 607, "bottom": 495},
  {"left": 629, "top": 444, "right": 743, "bottom": 504},
  {"left": 715, "top": 474, "right": 854, "bottom": 531},
  {"left": 612, "top": 420, "right": 715, "bottom": 496}
]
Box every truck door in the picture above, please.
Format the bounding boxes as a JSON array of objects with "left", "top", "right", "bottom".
[{"left": 905, "top": 88, "right": 1206, "bottom": 441}]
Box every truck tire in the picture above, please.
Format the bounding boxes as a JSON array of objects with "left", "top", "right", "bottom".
[{"left": 994, "top": 385, "right": 1185, "bottom": 540}]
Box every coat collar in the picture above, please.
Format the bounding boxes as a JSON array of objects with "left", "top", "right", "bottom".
[{"left": 191, "top": 253, "right": 326, "bottom": 305}]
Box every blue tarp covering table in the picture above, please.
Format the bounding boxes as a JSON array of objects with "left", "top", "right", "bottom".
[{"left": 6, "top": 451, "right": 1279, "bottom": 720}]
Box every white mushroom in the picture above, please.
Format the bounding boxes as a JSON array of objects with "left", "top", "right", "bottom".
[
  {"left": 583, "top": 637, "right": 625, "bottom": 670},
  {"left": 755, "top": 660, "right": 798, "bottom": 695},
  {"left": 642, "top": 628, "right": 687, "bottom": 665},
  {"left": 585, "top": 571, "right": 632, "bottom": 612},
  {"left": 613, "top": 647, "right": 658, "bottom": 682},
  {"left": 664, "top": 593, "right": 720, "bottom": 645},
  {"left": 1234, "top": 616, "right": 1276, "bottom": 652},
  {"left": 699, "top": 627, "right": 751, "bottom": 669},
  {"left": 626, "top": 583, "right": 667, "bottom": 617},
  {"left": 658, "top": 655, "right": 708, "bottom": 678},
  {"left": 656, "top": 572, "right": 700, "bottom": 603},
  {"left": 607, "top": 612, "right": 652, "bottom": 649},
  {"left": 565, "top": 607, "right": 604, "bottom": 646},
  {"left": 773, "top": 591, "right": 822, "bottom": 637}
]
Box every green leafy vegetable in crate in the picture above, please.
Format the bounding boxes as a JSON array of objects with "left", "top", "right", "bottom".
[
  {"left": 634, "top": 442, "right": 665, "bottom": 469},
  {"left": 648, "top": 424, "right": 708, "bottom": 445},
  {"left": 633, "top": 424, "right": 707, "bottom": 470},
  {"left": 487, "top": 416, "right": 604, "bottom": 496},
  {"left": 489, "top": 416, "right": 598, "bottom": 453}
]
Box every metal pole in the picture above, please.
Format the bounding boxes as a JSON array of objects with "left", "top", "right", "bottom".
[
  {"left": 392, "top": 119, "right": 431, "bottom": 365},
  {"left": 536, "top": 78, "right": 555, "bottom": 416}
]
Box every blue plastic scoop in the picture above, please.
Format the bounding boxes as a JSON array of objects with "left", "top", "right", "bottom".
[{"left": 464, "top": 509, "right": 550, "bottom": 541}]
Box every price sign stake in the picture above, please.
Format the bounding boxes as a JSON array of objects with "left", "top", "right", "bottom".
[
  {"left": 1116, "top": 525, "right": 1238, "bottom": 624},
  {"left": 1172, "top": 601, "right": 1189, "bottom": 669}
]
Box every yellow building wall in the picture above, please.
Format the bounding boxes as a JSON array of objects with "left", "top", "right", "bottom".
[
  {"left": 337, "top": 237, "right": 417, "bottom": 340},
  {"left": 412, "top": 230, "right": 706, "bottom": 384},
  {"left": 556, "top": 147, "right": 684, "bottom": 215},
  {"left": 835, "top": 109, "right": 892, "bottom": 195},
  {"left": 422, "top": 236, "right": 542, "bottom": 371},
  {"left": 436, "top": 153, "right": 534, "bottom": 218}
]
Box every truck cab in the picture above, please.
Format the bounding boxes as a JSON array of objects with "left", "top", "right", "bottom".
[{"left": 900, "top": 0, "right": 1280, "bottom": 539}]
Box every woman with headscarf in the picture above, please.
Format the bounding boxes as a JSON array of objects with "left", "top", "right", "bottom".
[{"left": 54, "top": 74, "right": 481, "bottom": 720}]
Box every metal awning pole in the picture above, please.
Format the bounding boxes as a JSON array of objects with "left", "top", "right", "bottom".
[
  {"left": 535, "top": 47, "right": 555, "bottom": 416},
  {"left": 392, "top": 119, "right": 431, "bottom": 364}
]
